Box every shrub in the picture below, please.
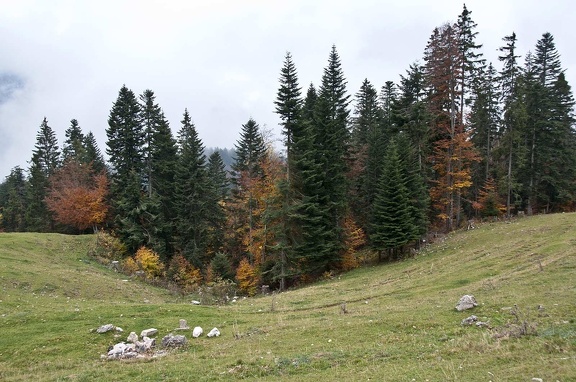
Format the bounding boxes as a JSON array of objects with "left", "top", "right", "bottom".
[
  {"left": 167, "top": 254, "right": 203, "bottom": 291},
  {"left": 133, "top": 246, "right": 165, "bottom": 279},
  {"left": 210, "top": 252, "right": 234, "bottom": 280},
  {"left": 236, "top": 257, "right": 259, "bottom": 296},
  {"left": 88, "top": 231, "right": 127, "bottom": 264}
]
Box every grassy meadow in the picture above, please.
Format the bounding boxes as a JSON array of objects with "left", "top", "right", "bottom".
[{"left": 0, "top": 213, "right": 575, "bottom": 381}]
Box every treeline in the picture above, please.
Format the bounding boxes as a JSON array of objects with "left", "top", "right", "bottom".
[{"left": 1, "top": 5, "right": 574, "bottom": 293}]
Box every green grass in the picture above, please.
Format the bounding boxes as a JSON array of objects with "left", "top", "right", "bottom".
[{"left": 1, "top": 214, "right": 575, "bottom": 381}]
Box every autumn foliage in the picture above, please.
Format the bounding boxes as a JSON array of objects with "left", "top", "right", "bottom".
[
  {"left": 235, "top": 257, "right": 259, "bottom": 296},
  {"left": 45, "top": 161, "right": 108, "bottom": 232}
]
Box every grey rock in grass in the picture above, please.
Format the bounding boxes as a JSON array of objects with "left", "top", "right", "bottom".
[
  {"left": 96, "top": 324, "right": 116, "bottom": 333},
  {"left": 135, "top": 336, "right": 155, "bottom": 353},
  {"left": 455, "top": 295, "right": 478, "bottom": 311},
  {"left": 107, "top": 342, "right": 127, "bottom": 358},
  {"left": 461, "top": 315, "right": 478, "bottom": 325},
  {"left": 140, "top": 328, "right": 158, "bottom": 337},
  {"left": 207, "top": 328, "right": 221, "bottom": 337},
  {"left": 175, "top": 319, "right": 189, "bottom": 330},
  {"left": 127, "top": 331, "right": 138, "bottom": 343},
  {"left": 161, "top": 334, "right": 187, "bottom": 348}
]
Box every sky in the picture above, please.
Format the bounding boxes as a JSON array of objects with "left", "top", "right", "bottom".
[{"left": 1, "top": 0, "right": 575, "bottom": 180}]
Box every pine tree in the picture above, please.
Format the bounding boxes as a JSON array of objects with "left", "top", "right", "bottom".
[
  {"left": 349, "top": 78, "right": 381, "bottom": 234},
  {"left": 469, "top": 63, "right": 501, "bottom": 188},
  {"left": 62, "top": 119, "right": 85, "bottom": 162},
  {"left": 106, "top": 85, "right": 145, "bottom": 251},
  {"left": 139, "top": 89, "right": 177, "bottom": 256},
  {"left": 174, "top": 109, "right": 210, "bottom": 267},
  {"left": 457, "top": 4, "right": 486, "bottom": 126},
  {"left": 497, "top": 32, "right": 524, "bottom": 217},
  {"left": 274, "top": 51, "right": 303, "bottom": 181},
  {"left": 83, "top": 131, "right": 107, "bottom": 174},
  {"left": 27, "top": 117, "right": 60, "bottom": 231},
  {"left": 312, "top": 45, "right": 350, "bottom": 265},
  {"left": 0, "top": 167, "right": 27, "bottom": 231},
  {"left": 370, "top": 139, "right": 415, "bottom": 260},
  {"left": 205, "top": 151, "right": 229, "bottom": 255}
]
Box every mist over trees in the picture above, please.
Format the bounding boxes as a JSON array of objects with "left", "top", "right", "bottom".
[{"left": 1, "top": 5, "right": 574, "bottom": 291}]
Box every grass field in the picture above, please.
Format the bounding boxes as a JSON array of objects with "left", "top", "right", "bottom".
[{"left": 0, "top": 213, "right": 575, "bottom": 381}]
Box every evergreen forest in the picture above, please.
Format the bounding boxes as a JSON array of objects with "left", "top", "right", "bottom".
[{"left": 1, "top": 5, "right": 574, "bottom": 293}]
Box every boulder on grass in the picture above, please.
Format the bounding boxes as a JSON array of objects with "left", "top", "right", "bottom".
[
  {"left": 161, "top": 334, "right": 187, "bottom": 348},
  {"left": 96, "top": 324, "right": 116, "bottom": 333},
  {"left": 127, "top": 332, "right": 138, "bottom": 343},
  {"left": 455, "top": 295, "right": 478, "bottom": 311},
  {"left": 140, "top": 328, "right": 158, "bottom": 337},
  {"left": 192, "top": 326, "right": 203, "bottom": 338},
  {"left": 207, "top": 328, "right": 221, "bottom": 337},
  {"left": 461, "top": 315, "right": 478, "bottom": 325}
]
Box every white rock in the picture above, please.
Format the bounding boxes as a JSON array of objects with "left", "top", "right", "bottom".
[
  {"left": 107, "top": 342, "right": 127, "bottom": 358},
  {"left": 207, "top": 327, "right": 220, "bottom": 337},
  {"left": 140, "top": 328, "right": 158, "bottom": 337},
  {"left": 115, "top": 326, "right": 124, "bottom": 333},
  {"left": 192, "top": 326, "right": 203, "bottom": 338},
  {"left": 177, "top": 319, "right": 189, "bottom": 330},
  {"left": 135, "top": 336, "right": 155, "bottom": 353},
  {"left": 96, "top": 324, "right": 115, "bottom": 333},
  {"left": 127, "top": 332, "right": 138, "bottom": 343},
  {"left": 455, "top": 295, "right": 478, "bottom": 312},
  {"left": 191, "top": 300, "right": 201, "bottom": 305}
]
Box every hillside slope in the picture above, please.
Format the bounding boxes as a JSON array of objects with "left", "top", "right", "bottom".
[{"left": 0, "top": 214, "right": 575, "bottom": 381}]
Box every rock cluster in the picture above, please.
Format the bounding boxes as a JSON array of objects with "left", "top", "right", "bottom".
[{"left": 96, "top": 320, "right": 221, "bottom": 360}]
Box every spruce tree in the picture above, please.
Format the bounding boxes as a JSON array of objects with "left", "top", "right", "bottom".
[
  {"left": 174, "top": 109, "right": 210, "bottom": 267},
  {"left": 497, "top": 32, "right": 524, "bottom": 217},
  {"left": 83, "top": 131, "right": 107, "bottom": 174},
  {"left": 62, "top": 119, "right": 85, "bottom": 162},
  {"left": 370, "top": 139, "right": 414, "bottom": 260},
  {"left": 205, "top": 151, "right": 229, "bottom": 255},
  {"left": 274, "top": 51, "right": 303, "bottom": 181},
  {"left": 312, "top": 45, "right": 350, "bottom": 265},
  {"left": 139, "top": 89, "right": 177, "bottom": 256},
  {"left": 0, "top": 167, "right": 27, "bottom": 231},
  {"left": 350, "top": 78, "right": 381, "bottom": 233},
  {"left": 106, "top": 85, "right": 145, "bottom": 251},
  {"left": 27, "top": 117, "right": 60, "bottom": 231}
]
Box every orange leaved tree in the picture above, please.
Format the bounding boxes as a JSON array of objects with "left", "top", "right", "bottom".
[{"left": 45, "top": 160, "right": 109, "bottom": 232}]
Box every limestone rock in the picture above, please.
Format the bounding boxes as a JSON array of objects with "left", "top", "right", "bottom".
[
  {"left": 96, "top": 324, "right": 116, "bottom": 333},
  {"left": 192, "top": 326, "right": 203, "bottom": 338},
  {"left": 191, "top": 300, "right": 201, "bottom": 305},
  {"left": 127, "top": 332, "right": 138, "bottom": 343},
  {"left": 107, "top": 342, "right": 127, "bottom": 358},
  {"left": 161, "top": 334, "right": 187, "bottom": 348},
  {"left": 140, "top": 328, "right": 158, "bottom": 337},
  {"left": 135, "top": 336, "right": 155, "bottom": 353},
  {"left": 461, "top": 315, "right": 478, "bottom": 325},
  {"left": 207, "top": 327, "right": 221, "bottom": 338},
  {"left": 176, "top": 319, "right": 189, "bottom": 330},
  {"left": 455, "top": 295, "right": 478, "bottom": 311}
]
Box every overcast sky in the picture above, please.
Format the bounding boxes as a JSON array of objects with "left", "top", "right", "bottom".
[{"left": 1, "top": 0, "right": 575, "bottom": 179}]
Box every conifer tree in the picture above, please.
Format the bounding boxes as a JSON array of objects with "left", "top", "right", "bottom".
[
  {"left": 139, "top": 89, "right": 177, "bottom": 256},
  {"left": 205, "top": 151, "right": 229, "bottom": 254},
  {"left": 312, "top": 45, "right": 350, "bottom": 265},
  {"left": 0, "top": 167, "right": 27, "bottom": 231},
  {"left": 174, "top": 109, "right": 210, "bottom": 267},
  {"left": 497, "top": 32, "right": 524, "bottom": 217},
  {"left": 27, "top": 117, "right": 60, "bottom": 231},
  {"left": 106, "top": 85, "right": 145, "bottom": 251},
  {"left": 370, "top": 139, "right": 414, "bottom": 260},
  {"left": 62, "top": 119, "right": 86, "bottom": 162},
  {"left": 274, "top": 51, "right": 302, "bottom": 182},
  {"left": 83, "top": 131, "right": 107, "bottom": 174},
  {"left": 350, "top": 78, "right": 381, "bottom": 233}
]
